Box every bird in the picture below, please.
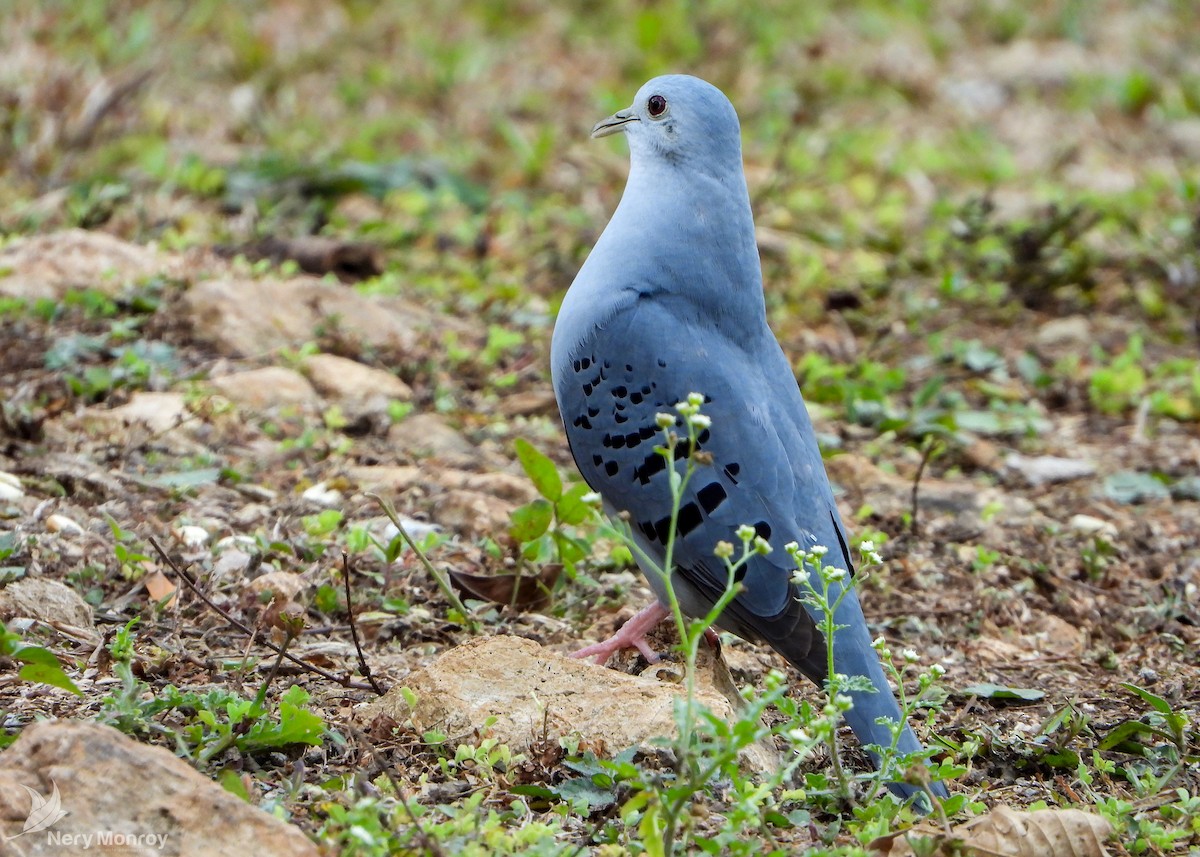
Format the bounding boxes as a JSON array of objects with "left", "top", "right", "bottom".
[{"left": 550, "top": 74, "right": 947, "bottom": 801}]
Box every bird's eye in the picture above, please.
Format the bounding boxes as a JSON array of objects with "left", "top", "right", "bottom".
[{"left": 647, "top": 94, "right": 668, "bottom": 117}]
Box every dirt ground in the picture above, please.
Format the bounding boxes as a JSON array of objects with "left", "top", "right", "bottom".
[{"left": 1, "top": 1, "right": 1198, "bottom": 853}]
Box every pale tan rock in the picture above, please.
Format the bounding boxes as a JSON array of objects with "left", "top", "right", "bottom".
[
  {"left": 0, "top": 720, "right": 319, "bottom": 856},
  {"left": 387, "top": 413, "right": 475, "bottom": 461},
  {"left": 0, "top": 230, "right": 184, "bottom": 300},
  {"left": 362, "top": 635, "right": 779, "bottom": 774},
  {"left": 434, "top": 489, "right": 514, "bottom": 538},
  {"left": 345, "top": 465, "right": 423, "bottom": 494},
  {"left": 182, "top": 277, "right": 470, "bottom": 358},
  {"left": 84, "top": 392, "right": 190, "bottom": 434},
  {"left": 44, "top": 514, "right": 84, "bottom": 536},
  {"left": 208, "top": 367, "right": 319, "bottom": 411},
  {"left": 246, "top": 571, "right": 308, "bottom": 601},
  {"left": 347, "top": 466, "right": 535, "bottom": 506},
  {"left": 0, "top": 578, "right": 92, "bottom": 629},
  {"left": 301, "top": 353, "right": 412, "bottom": 417},
  {"left": 0, "top": 472, "right": 24, "bottom": 501}
]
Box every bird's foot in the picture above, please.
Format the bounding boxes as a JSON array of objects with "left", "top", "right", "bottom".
[{"left": 571, "top": 601, "right": 670, "bottom": 665}]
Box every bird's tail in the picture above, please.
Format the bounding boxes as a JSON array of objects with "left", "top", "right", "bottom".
[{"left": 820, "top": 586, "right": 949, "bottom": 802}]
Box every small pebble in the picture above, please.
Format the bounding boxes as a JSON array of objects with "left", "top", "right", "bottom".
[
  {"left": 1069, "top": 514, "right": 1117, "bottom": 537},
  {"left": 0, "top": 472, "right": 23, "bottom": 501},
  {"left": 301, "top": 482, "right": 343, "bottom": 507},
  {"left": 174, "top": 525, "right": 210, "bottom": 549},
  {"left": 46, "top": 514, "right": 84, "bottom": 535}
]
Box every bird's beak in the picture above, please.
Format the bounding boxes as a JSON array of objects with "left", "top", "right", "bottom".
[{"left": 591, "top": 107, "right": 638, "bottom": 138}]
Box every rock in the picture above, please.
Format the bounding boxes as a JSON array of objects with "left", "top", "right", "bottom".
[
  {"left": 433, "top": 489, "right": 515, "bottom": 538},
  {"left": 1004, "top": 453, "right": 1096, "bottom": 487},
  {"left": 1069, "top": 514, "right": 1118, "bottom": 538},
  {"left": 300, "top": 482, "right": 342, "bottom": 507},
  {"left": 347, "top": 466, "right": 535, "bottom": 505},
  {"left": 182, "top": 276, "right": 471, "bottom": 359},
  {"left": 208, "top": 367, "right": 319, "bottom": 411},
  {"left": 362, "top": 635, "right": 778, "bottom": 773},
  {"left": 0, "top": 720, "right": 319, "bottom": 856},
  {"left": 301, "top": 353, "right": 412, "bottom": 418},
  {"left": 1035, "top": 316, "right": 1092, "bottom": 349},
  {"left": 84, "top": 392, "right": 190, "bottom": 434},
  {"left": 0, "top": 230, "right": 184, "bottom": 300},
  {"left": 44, "top": 515, "right": 84, "bottom": 536},
  {"left": 172, "top": 525, "right": 210, "bottom": 549},
  {"left": 387, "top": 413, "right": 475, "bottom": 462},
  {"left": 497, "top": 389, "right": 557, "bottom": 417},
  {"left": 0, "top": 472, "right": 24, "bottom": 501},
  {"left": 345, "top": 465, "right": 423, "bottom": 494},
  {"left": 0, "top": 579, "right": 92, "bottom": 629}
]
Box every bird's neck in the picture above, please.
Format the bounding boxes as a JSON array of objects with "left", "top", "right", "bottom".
[{"left": 607, "top": 157, "right": 766, "bottom": 313}]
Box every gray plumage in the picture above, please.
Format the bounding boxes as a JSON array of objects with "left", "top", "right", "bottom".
[{"left": 551, "top": 74, "right": 945, "bottom": 800}]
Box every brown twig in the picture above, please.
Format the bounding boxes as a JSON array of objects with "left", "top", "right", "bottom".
[
  {"left": 346, "top": 724, "right": 445, "bottom": 857},
  {"left": 148, "top": 536, "right": 374, "bottom": 691},
  {"left": 343, "top": 550, "right": 386, "bottom": 695}
]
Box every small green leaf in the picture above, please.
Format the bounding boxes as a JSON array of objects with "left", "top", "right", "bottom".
[
  {"left": 217, "top": 768, "right": 252, "bottom": 802},
  {"left": 18, "top": 661, "right": 82, "bottom": 695},
  {"left": 1099, "top": 719, "right": 1157, "bottom": 751},
  {"left": 509, "top": 499, "right": 553, "bottom": 543},
  {"left": 962, "top": 683, "right": 1045, "bottom": 701},
  {"left": 514, "top": 438, "right": 562, "bottom": 501},
  {"left": 1120, "top": 682, "right": 1173, "bottom": 715},
  {"left": 555, "top": 482, "right": 594, "bottom": 526}
]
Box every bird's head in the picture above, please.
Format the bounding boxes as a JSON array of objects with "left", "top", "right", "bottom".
[{"left": 592, "top": 75, "right": 743, "bottom": 174}]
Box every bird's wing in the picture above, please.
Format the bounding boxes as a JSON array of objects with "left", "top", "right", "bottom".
[
  {"left": 555, "top": 289, "right": 942, "bottom": 800},
  {"left": 555, "top": 293, "right": 853, "bottom": 682}
]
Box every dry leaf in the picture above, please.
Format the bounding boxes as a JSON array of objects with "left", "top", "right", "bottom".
[
  {"left": 870, "top": 805, "right": 1113, "bottom": 857},
  {"left": 144, "top": 569, "right": 177, "bottom": 608},
  {"left": 449, "top": 564, "right": 562, "bottom": 610}
]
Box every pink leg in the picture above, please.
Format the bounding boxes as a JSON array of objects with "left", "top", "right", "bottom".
[{"left": 572, "top": 602, "right": 670, "bottom": 665}]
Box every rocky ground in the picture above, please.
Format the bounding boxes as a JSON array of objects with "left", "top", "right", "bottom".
[{"left": 0, "top": 2, "right": 1198, "bottom": 854}]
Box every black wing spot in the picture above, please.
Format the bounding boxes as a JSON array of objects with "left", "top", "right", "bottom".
[
  {"left": 639, "top": 425, "right": 656, "bottom": 440},
  {"left": 582, "top": 382, "right": 593, "bottom": 396},
  {"left": 657, "top": 358, "right": 667, "bottom": 368},
  {"left": 614, "top": 412, "right": 629, "bottom": 424},
  {"left": 697, "top": 428, "right": 710, "bottom": 445},
  {"left": 592, "top": 454, "right": 603, "bottom": 467},
  {"left": 587, "top": 406, "right": 599, "bottom": 418},
  {"left": 697, "top": 482, "right": 727, "bottom": 513},
  {"left": 642, "top": 384, "right": 653, "bottom": 395},
  {"left": 653, "top": 516, "right": 671, "bottom": 544},
  {"left": 754, "top": 521, "right": 772, "bottom": 541},
  {"left": 733, "top": 565, "right": 748, "bottom": 583},
  {"left": 677, "top": 502, "right": 702, "bottom": 537},
  {"left": 573, "top": 415, "right": 592, "bottom": 429},
  {"left": 630, "top": 391, "right": 643, "bottom": 405},
  {"left": 723, "top": 462, "right": 741, "bottom": 483},
  {"left": 625, "top": 364, "right": 633, "bottom": 372},
  {"left": 572, "top": 359, "right": 581, "bottom": 372},
  {"left": 638, "top": 520, "right": 657, "bottom": 542},
  {"left": 634, "top": 452, "right": 667, "bottom": 485},
  {"left": 612, "top": 385, "right": 628, "bottom": 399},
  {"left": 580, "top": 356, "right": 591, "bottom": 370},
  {"left": 625, "top": 430, "right": 645, "bottom": 448},
  {"left": 604, "top": 460, "right": 619, "bottom": 477}
]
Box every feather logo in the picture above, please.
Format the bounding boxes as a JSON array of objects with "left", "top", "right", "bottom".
[{"left": 6, "top": 781, "right": 68, "bottom": 840}]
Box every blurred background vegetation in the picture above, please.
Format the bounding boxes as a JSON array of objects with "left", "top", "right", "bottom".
[{"left": 4, "top": 0, "right": 1197, "bottom": 319}]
